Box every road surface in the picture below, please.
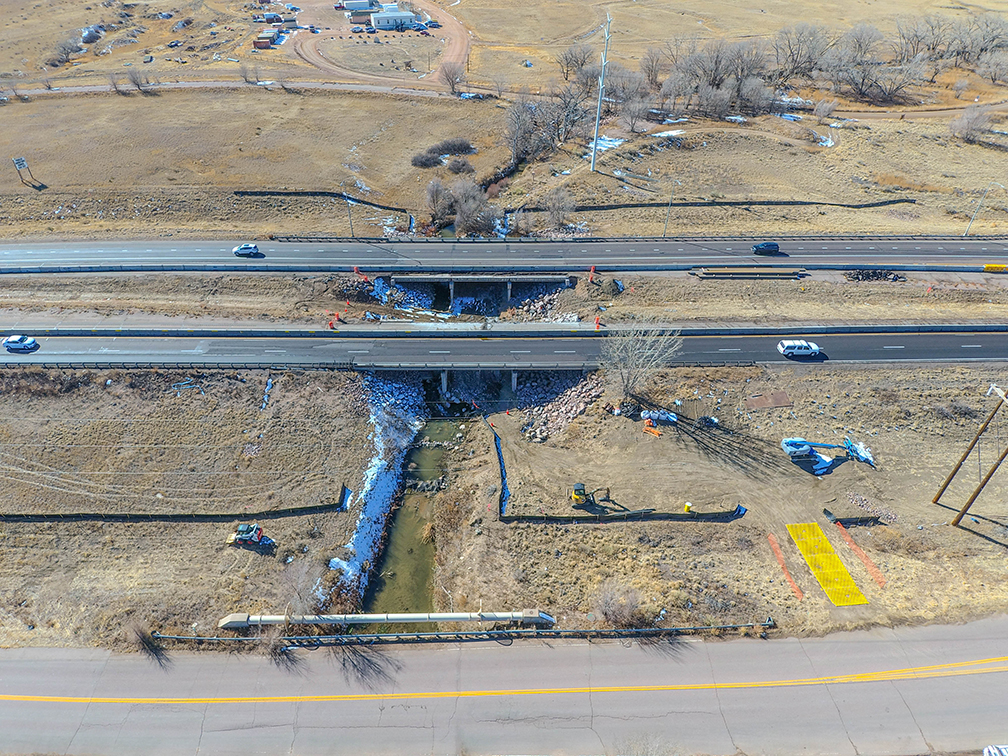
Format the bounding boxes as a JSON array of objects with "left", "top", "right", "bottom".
[
  {"left": 0, "top": 237, "right": 1006, "bottom": 274},
  {"left": 1, "top": 615, "right": 1006, "bottom": 755},
  {"left": 1, "top": 332, "right": 1006, "bottom": 369}
]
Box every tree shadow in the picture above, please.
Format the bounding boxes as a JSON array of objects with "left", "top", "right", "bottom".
[
  {"left": 636, "top": 634, "right": 687, "bottom": 659},
  {"left": 672, "top": 420, "right": 794, "bottom": 482},
  {"left": 329, "top": 644, "right": 402, "bottom": 690},
  {"left": 132, "top": 625, "right": 173, "bottom": 670}
]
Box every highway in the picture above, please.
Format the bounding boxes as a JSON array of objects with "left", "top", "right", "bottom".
[
  {"left": 1, "top": 616, "right": 1006, "bottom": 755},
  {"left": 2, "top": 331, "right": 1007, "bottom": 369},
  {"left": 0, "top": 237, "right": 1006, "bottom": 273}
]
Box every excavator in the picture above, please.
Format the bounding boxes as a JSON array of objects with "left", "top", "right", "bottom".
[{"left": 570, "top": 483, "right": 611, "bottom": 508}]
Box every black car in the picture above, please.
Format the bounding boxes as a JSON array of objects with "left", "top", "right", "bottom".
[{"left": 752, "top": 241, "right": 781, "bottom": 255}]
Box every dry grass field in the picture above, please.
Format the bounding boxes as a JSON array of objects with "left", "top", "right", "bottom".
[
  {"left": 431, "top": 364, "right": 1008, "bottom": 636},
  {"left": 0, "top": 367, "right": 373, "bottom": 647},
  {"left": 1, "top": 86, "right": 1007, "bottom": 238}
]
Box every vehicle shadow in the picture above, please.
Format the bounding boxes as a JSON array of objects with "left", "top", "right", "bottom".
[{"left": 786, "top": 352, "right": 829, "bottom": 363}]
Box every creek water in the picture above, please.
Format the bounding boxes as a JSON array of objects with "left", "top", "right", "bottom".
[{"left": 362, "top": 419, "right": 458, "bottom": 624}]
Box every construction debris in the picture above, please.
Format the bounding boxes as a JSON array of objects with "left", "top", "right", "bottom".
[
  {"left": 782, "top": 436, "right": 876, "bottom": 474},
  {"left": 844, "top": 269, "right": 906, "bottom": 282}
]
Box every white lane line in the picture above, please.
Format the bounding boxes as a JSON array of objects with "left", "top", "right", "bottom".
[
  {"left": 429, "top": 350, "right": 450, "bottom": 354},
  {"left": 718, "top": 348, "right": 742, "bottom": 352},
  {"left": 961, "top": 344, "right": 983, "bottom": 348},
  {"left": 554, "top": 350, "right": 576, "bottom": 354},
  {"left": 263, "top": 349, "right": 287, "bottom": 353},
  {"left": 883, "top": 345, "right": 905, "bottom": 349},
  {"left": 347, "top": 350, "right": 370, "bottom": 354},
  {"left": 510, "top": 350, "right": 531, "bottom": 354}
]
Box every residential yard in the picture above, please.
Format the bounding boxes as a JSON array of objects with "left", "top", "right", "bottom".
[
  {"left": 430, "top": 364, "right": 1008, "bottom": 637},
  {"left": 0, "top": 367, "right": 373, "bottom": 648}
]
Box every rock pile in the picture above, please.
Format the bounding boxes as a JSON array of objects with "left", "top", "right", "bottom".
[
  {"left": 848, "top": 491, "right": 897, "bottom": 523},
  {"left": 408, "top": 475, "right": 448, "bottom": 493},
  {"left": 520, "top": 373, "right": 604, "bottom": 442},
  {"left": 844, "top": 269, "right": 906, "bottom": 283}
]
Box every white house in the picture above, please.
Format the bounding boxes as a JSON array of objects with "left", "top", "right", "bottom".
[
  {"left": 370, "top": 6, "right": 417, "bottom": 29},
  {"left": 343, "top": 0, "right": 372, "bottom": 10}
]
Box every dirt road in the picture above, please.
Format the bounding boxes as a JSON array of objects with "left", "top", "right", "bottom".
[{"left": 290, "top": 0, "right": 470, "bottom": 89}]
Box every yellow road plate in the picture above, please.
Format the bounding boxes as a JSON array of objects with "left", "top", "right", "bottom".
[
  {"left": 786, "top": 523, "right": 868, "bottom": 606},
  {"left": 984, "top": 264, "right": 1006, "bottom": 273}
]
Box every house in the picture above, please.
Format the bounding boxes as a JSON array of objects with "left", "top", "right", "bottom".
[
  {"left": 282, "top": 16, "right": 297, "bottom": 28},
  {"left": 370, "top": 5, "right": 417, "bottom": 30},
  {"left": 348, "top": 10, "right": 371, "bottom": 23},
  {"left": 343, "top": 0, "right": 373, "bottom": 10},
  {"left": 254, "top": 28, "right": 278, "bottom": 48}
]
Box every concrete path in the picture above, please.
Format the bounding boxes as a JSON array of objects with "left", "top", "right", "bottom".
[{"left": 1, "top": 616, "right": 1007, "bottom": 755}]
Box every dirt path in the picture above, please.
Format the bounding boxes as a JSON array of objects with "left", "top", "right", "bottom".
[{"left": 289, "top": 0, "right": 469, "bottom": 89}]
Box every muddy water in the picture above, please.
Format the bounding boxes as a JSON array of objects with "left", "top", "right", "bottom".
[{"left": 362, "top": 420, "right": 458, "bottom": 624}]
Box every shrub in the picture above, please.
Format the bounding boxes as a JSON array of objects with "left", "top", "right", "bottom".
[
  {"left": 429, "top": 137, "right": 473, "bottom": 155},
  {"left": 411, "top": 152, "right": 442, "bottom": 168},
  {"left": 447, "top": 157, "right": 475, "bottom": 174}
]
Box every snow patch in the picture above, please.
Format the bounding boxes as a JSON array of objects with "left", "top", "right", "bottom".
[
  {"left": 650, "top": 129, "right": 684, "bottom": 137},
  {"left": 583, "top": 135, "right": 625, "bottom": 158},
  {"left": 327, "top": 375, "right": 426, "bottom": 601}
]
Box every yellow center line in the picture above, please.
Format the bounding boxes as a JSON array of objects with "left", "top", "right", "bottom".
[{"left": 2, "top": 655, "right": 1007, "bottom": 705}]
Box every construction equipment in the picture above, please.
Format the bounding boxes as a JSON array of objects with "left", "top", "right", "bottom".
[
  {"left": 227, "top": 523, "right": 276, "bottom": 552},
  {"left": 781, "top": 437, "right": 876, "bottom": 474},
  {"left": 571, "top": 483, "right": 610, "bottom": 507}
]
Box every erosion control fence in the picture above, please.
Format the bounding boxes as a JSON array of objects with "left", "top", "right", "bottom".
[{"left": 0, "top": 486, "right": 350, "bottom": 523}]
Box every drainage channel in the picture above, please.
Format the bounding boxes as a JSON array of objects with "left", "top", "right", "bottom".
[{"left": 361, "top": 418, "right": 459, "bottom": 631}]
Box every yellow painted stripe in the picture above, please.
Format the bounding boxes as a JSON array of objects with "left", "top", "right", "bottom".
[
  {"left": 1, "top": 655, "right": 1006, "bottom": 705},
  {"left": 787, "top": 522, "right": 868, "bottom": 606},
  {"left": 984, "top": 264, "right": 1007, "bottom": 273}
]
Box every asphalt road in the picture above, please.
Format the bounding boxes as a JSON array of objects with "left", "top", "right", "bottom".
[
  {"left": 2, "top": 332, "right": 1007, "bottom": 369},
  {"left": 0, "top": 237, "right": 1006, "bottom": 273},
  {"left": 1, "top": 616, "right": 1006, "bottom": 755}
]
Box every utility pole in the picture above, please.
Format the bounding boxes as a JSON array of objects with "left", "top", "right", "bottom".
[
  {"left": 964, "top": 181, "right": 1004, "bottom": 237},
  {"left": 589, "top": 13, "right": 612, "bottom": 174},
  {"left": 663, "top": 179, "right": 682, "bottom": 238}
]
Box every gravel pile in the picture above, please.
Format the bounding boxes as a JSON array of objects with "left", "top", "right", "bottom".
[
  {"left": 519, "top": 373, "right": 604, "bottom": 442},
  {"left": 848, "top": 491, "right": 898, "bottom": 523}
]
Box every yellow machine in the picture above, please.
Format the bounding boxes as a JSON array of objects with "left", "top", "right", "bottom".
[{"left": 571, "top": 483, "right": 610, "bottom": 507}]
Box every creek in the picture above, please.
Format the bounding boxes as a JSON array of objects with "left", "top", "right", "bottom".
[{"left": 362, "top": 419, "right": 458, "bottom": 623}]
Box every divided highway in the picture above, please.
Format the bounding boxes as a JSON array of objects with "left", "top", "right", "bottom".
[
  {"left": 2, "top": 332, "right": 1007, "bottom": 369},
  {"left": 0, "top": 237, "right": 1006, "bottom": 273}
]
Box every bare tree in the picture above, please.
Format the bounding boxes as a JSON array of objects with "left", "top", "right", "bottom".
[
  {"left": 504, "top": 99, "right": 535, "bottom": 166},
  {"left": 950, "top": 105, "right": 992, "bottom": 143},
  {"left": 953, "top": 78, "right": 970, "bottom": 99},
  {"left": 491, "top": 76, "right": 508, "bottom": 98},
  {"left": 52, "top": 39, "right": 82, "bottom": 67},
  {"left": 727, "top": 40, "right": 766, "bottom": 93},
  {"left": 813, "top": 97, "right": 838, "bottom": 123},
  {"left": 600, "top": 319, "right": 683, "bottom": 399},
  {"left": 239, "top": 63, "right": 254, "bottom": 84},
  {"left": 108, "top": 72, "right": 123, "bottom": 94},
  {"left": 622, "top": 97, "right": 651, "bottom": 132},
  {"left": 978, "top": 50, "right": 1008, "bottom": 84},
  {"left": 426, "top": 177, "right": 454, "bottom": 224},
  {"left": 694, "top": 82, "right": 731, "bottom": 118},
  {"left": 639, "top": 47, "right": 664, "bottom": 91},
  {"left": 511, "top": 208, "right": 534, "bottom": 236},
  {"left": 451, "top": 178, "right": 501, "bottom": 236},
  {"left": 738, "top": 76, "right": 774, "bottom": 114},
  {"left": 556, "top": 43, "right": 593, "bottom": 81},
  {"left": 771, "top": 23, "right": 832, "bottom": 85},
  {"left": 544, "top": 186, "right": 575, "bottom": 228},
  {"left": 660, "top": 72, "right": 693, "bottom": 114},
  {"left": 126, "top": 67, "right": 148, "bottom": 92},
  {"left": 439, "top": 61, "right": 465, "bottom": 94}
]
